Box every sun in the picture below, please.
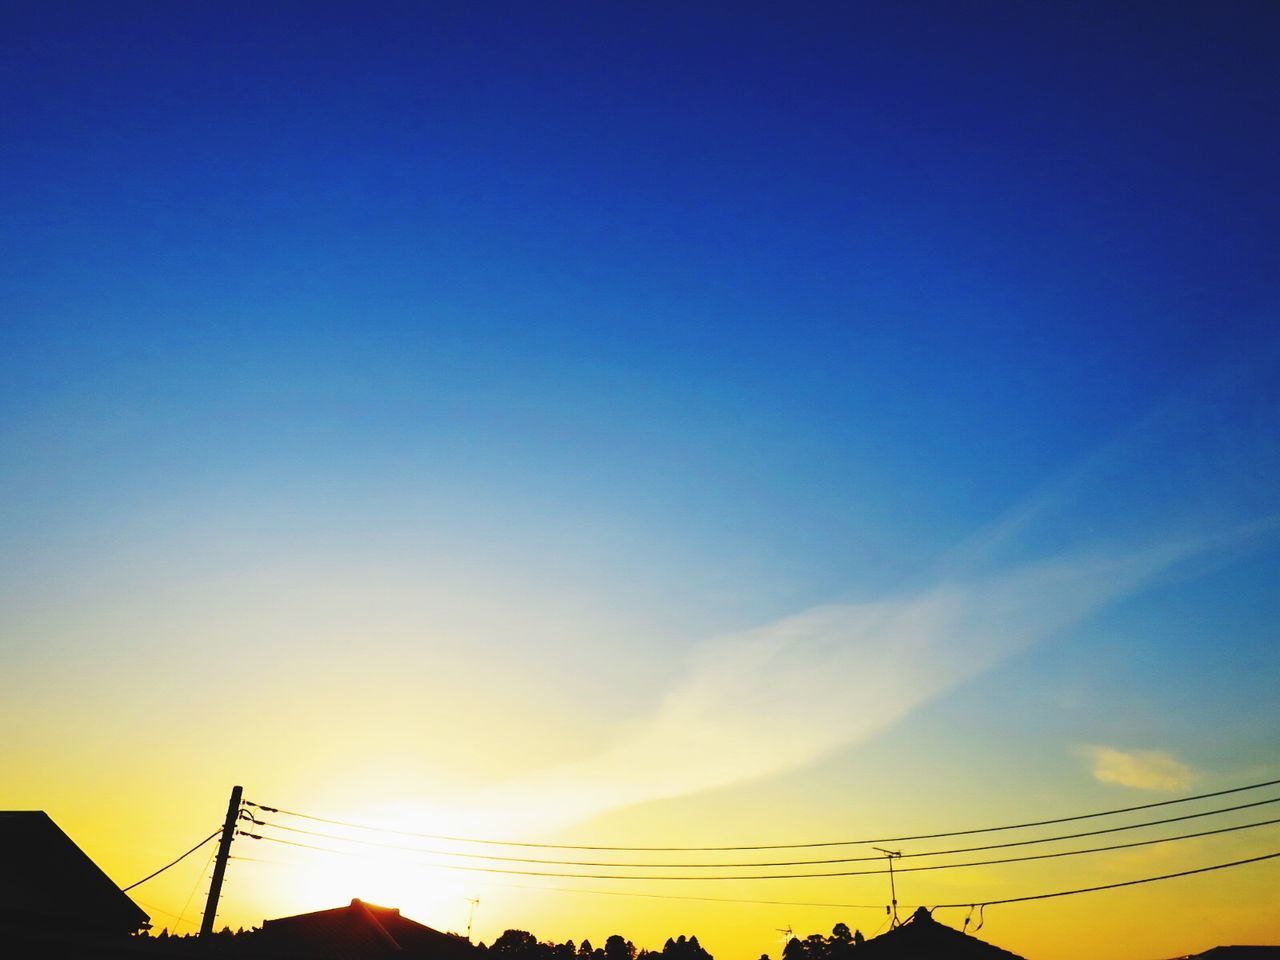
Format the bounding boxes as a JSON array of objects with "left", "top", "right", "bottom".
[{"left": 291, "top": 850, "right": 471, "bottom": 932}]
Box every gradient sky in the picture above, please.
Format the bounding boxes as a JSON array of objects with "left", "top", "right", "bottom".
[{"left": 2, "top": 3, "right": 1279, "bottom": 959}]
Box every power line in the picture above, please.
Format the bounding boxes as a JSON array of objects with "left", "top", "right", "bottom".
[
  {"left": 173, "top": 844, "right": 218, "bottom": 936},
  {"left": 892, "top": 815, "right": 1280, "bottom": 878},
  {"left": 226, "top": 855, "right": 894, "bottom": 911},
  {"left": 134, "top": 898, "right": 203, "bottom": 927},
  {"left": 890, "top": 796, "right": 1280, "bottom": 859},
  {"left": 932, "top": 849, "right": 1280, "bottom": 909},
  {"left": 123, "top": 830, "right": 222, "bottom": 892},
  {"left": 478, "top": 883, "right": 896, "bottom": 912},
  {"left": 866, "top": 910, "right": 894, "bottom": 939},
  {"left": 239, "top": 814, "right": 1280, "bottom": 881},
  {"left": 244, "top": 775, "right": 1280, "bottom": 852},
  {"left": 228, "top": 854, "right": 290, "bottom": 864},
  {"left": 245, "top": 794, "right": 1280, "bottom": 868},
  {"left": 227, "top": 839, "right": 1280, "bottom": 919}
]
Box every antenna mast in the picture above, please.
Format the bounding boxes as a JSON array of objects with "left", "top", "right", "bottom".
[
  {"left": 776, "top": 925, "right": 794, "bottom": 954},
  {"left": 465, "top": 897, "right": 480, "bottom": 942},
  {"left": 872, "top": 847, "right": 902, "bottom": 928}
]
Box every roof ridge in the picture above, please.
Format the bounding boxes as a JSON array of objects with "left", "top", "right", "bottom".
[{"left": 351, "top": 899, "right": 403, "bottom": 951}]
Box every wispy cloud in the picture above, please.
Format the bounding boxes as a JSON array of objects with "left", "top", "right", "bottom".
[
  {"left": 1079, "top": 745, "right": 1199, "bottom": 792},
  {"left": 450, "top": 355, "right": 1280, "bottom": 837},
  {"left": 471, "top": 540, "right": 1207, "bottom": 835}
]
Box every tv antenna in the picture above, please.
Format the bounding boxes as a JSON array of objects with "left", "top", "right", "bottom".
[
  {"left": 872, "top": 847, "right": 902, "bottom": 928},
  {"left": 465, "top": 897, "right": 480, "bottom": 941},
  {"left": 776, "top": 925, "right": 795, "bottom": 950}
]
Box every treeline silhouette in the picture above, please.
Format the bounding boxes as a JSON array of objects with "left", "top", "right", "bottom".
[
  {"left": 127, "top": 925, "right": 716, "bottom": 960},
  {"left": 129, "top": 921, "right": 890, "bottom": 960},
  {"left": 483, "top": 929, "right": 713, "bottom": 960},
  {"left": 135, "top": 922, "right": 871, "bottom": 960},
  {"left": 779, "top": 923, "right": 869, "bottom": 960}
]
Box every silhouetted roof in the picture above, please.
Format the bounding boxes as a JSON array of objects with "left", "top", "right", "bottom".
[
  {"left": 1170, "top": 949, "right": 1280, "bottom": 960},
  {"left": 858, "top": 906, "right": 1025, "bottom": 960},
  {"left": 259, "top": 898, "right": 472, "bottom": 959},
  {"left": 0, "top": 810, "right": 150, "bottom": 935}
]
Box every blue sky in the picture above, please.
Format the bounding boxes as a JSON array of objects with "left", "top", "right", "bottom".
[
  {"left": 1, "top": 4, "right": 1278, "bottom": 954},
  {"left": 5, "top": 2, "right": 1276, "bottom": 606}
]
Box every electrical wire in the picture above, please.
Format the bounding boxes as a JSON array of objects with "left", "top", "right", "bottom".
[
  {"left": 230, "top": 857, "right": 895, "bottom": 911},
  {"left": 244, "top": 794, "right": 1280, "bottom": 868},
  {"left": 134, "top": 898, "right": 201, "bottom": 926},
  {"left": 467, "top": 884, "right": 893, "bottom": 912},
  {"left": 867, "top": 911, "right": 894, "bottom": 938},
  {"left": 932, "top": 849, "right": 1280, "bottom": 909},
  {"left": 173, "top": 844, "right": 218, "bottom": 935},
  {"left": 228, "top": 854, "right": 290, "bottom": 864},
  {"left": 123, "top": 829, "right": 222, "bottom": 892},
  {"left": 244, "top": 775, "right": 1280, "bottom": 851},
  {"left": 239, "top": 813, "right": 1280, "bottom": 881}
]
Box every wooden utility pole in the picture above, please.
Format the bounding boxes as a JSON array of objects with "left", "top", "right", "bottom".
[{"left": 200, "top": 785, "right": 243, "bottom": 938}]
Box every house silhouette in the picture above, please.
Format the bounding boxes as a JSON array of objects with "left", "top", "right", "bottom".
[
  {"left": 0, "top": 810, "right": 149, "bottom": 938},
  {"left": 255, "top": 898, "right": 473, "bottom": 959},
  {"left": 857, "top": 906, "right": 1025, "bottom": 959}
]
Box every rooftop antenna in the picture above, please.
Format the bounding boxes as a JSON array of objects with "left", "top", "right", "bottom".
[
  {"left": 465, "top": 897, "right": 480, "bottom": 942},
  {"left": 776, "top": 925, "right": 794, "bottom": 953},
  {"left": 872, "top": 847, "right": 902, "bottom": 929}
]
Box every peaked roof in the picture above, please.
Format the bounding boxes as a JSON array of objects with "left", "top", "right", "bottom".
[
  {"left": 1171, "top": 949, "right": 1280, "bottom": 960},
  {"left": 260, "top": 898, "right": 472, "bottom": 959},
  {"left": 858, "top": 907, "right": 1026, "bottom": 960},
  {"left": 0, "top": 810, "right": 150, "bottom": 935}
]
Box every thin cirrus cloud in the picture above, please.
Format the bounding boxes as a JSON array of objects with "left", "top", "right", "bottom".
[
  {"left": 460, "top": 363, "right": 1278, "bottom": 838},
  {"left": 471, "top": 538, "right": 1210, "bottom": 836},
  {"left": 1080, "top": 745, "right": 1199, "bottom": 792}
]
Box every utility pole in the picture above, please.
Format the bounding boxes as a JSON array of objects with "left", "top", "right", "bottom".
[
  {"left": 872, "top": 847, "right": 902, "bottom": 928},
  {"left": 200, "top": 785, "right": 243, "bottom": 939}
]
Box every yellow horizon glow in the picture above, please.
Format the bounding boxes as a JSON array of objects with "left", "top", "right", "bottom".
[{"left": 11, "top": 763, "right": 1279, "bottom": 960}]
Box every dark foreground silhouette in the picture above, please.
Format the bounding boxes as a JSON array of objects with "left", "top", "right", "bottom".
[
  {"left": 4, "top": 810, "right": 1279, "bottom": 960},
  {"left": 122, "top": 904, "right": 715, "bottom": 960},
  {"left": 125, "top": 905, "right": 1017, "bottom": 959}
]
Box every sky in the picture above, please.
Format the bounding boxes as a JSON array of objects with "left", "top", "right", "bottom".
[{"left": 1, "top": 2, "right": 1278, "bottom": 958}]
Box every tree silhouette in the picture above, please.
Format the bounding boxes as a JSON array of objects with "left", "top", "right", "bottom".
[
  {"left": 492, "top": 929, "right": 541, "bottom": 960},
  {"left": 605, "top": 933, "right": 635, "bottom": 960},
  {"left": 654, "top": 934, "right": 709, "bottom": 960}
]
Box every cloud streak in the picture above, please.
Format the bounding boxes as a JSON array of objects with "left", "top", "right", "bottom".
[
  {"left": 473, "top": 539, "right": 1207, "bottom": 835},
  {"left": 460, "top": 355, "right": 1280, "bottom": 839},
  {"left": 1079, "top": 745, "right": 1199, "bottom": 792},
  {"left": 466, "top": 354, "right": 1280, "bottom": 836}
]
